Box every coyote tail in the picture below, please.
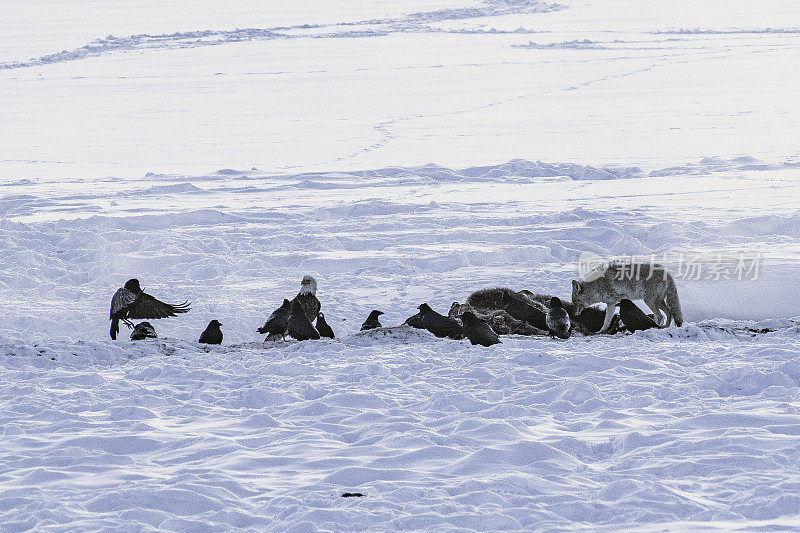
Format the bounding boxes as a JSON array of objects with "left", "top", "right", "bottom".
[{"left": 665, "top": 275, "right": 683, "bottom": 327}]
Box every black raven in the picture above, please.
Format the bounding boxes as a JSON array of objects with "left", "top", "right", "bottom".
[
  {"left": 361, "top": 310, "right": 384, "bottom": 331},
  {"left": 288, "top": 299, "right": 320, "bottom": 341},
  {"left": 461, "top": 311, "right": 501, "bottom": 346},
  {"left": 258, "top": 299, "right": 292, "bottom": 340},
  {"left": 502, "top": 290, "right": 547, "bottom": 330},
  {"left": 130, "top": 322, "right": 157, "bottom": 341},
  {"left": 199, "top": 320, "right": 223, "bottom": 344},
  {"left": 316, "top": 312, "right": 335, "bottom": 338},
  {"left": 417, "top": 303, "right": 465, "bottom": 339},
  {"left": 110, "top": 279, "right": 190, "bottom": 340},
  {"left": 618, "top": 299, "right": 661, "bottom": 332}
]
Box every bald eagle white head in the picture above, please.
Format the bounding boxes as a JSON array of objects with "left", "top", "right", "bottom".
[{"left": 299, "top": 275, "right": 317, "bottom": 295}]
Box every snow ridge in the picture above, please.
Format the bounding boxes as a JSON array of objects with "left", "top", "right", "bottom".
[
  {"left": 513, "top": 39, "right": 607, "bottom": 50},
  {"left": 407, "top": 0, "right": 565, "bottom": 21},
  {"left": 0, "top": 30, "right": 288, "bottom": 70},
  {"left": 654, "top": 27, "right": 800, "bottom": 35},
  {"left": 0, "top": 1, "right": 565, "bottom": 71}
]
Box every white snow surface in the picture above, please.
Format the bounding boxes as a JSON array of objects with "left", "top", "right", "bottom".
[{"left": 2, "top": 0, "right": 800, "bottom": 531}]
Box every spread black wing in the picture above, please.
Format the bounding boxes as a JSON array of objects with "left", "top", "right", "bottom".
[
  {"left": 126, "top": 292, "right": 191, "bottom": 319},
  {"left": 110, "top": 287, "right": 138, "bottom": 319}
]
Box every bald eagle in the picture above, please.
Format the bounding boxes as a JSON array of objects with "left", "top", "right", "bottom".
[{"left": 293, "top": 275, "right": 321, "bottom": 321}]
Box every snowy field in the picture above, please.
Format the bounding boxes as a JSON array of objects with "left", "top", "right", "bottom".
[{"left": 2, "top": 0, "right": 800, "bottom": 531}]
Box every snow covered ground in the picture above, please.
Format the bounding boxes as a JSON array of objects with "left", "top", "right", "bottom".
[
  {"left": 2, "top": 0, "right": 800, "bottom": 531},
  {"left": 3, "top": 324, "right": 800, "bottom": 531},
  {"left": 4, "top": 0, "right": 800, "bottom": 179}
]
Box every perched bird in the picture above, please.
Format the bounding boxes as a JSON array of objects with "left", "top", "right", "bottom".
[
  {"left": 110, "top": 279, "right": 190, "bottom": 340},
  {"left": 258, "top": 299, "right": 292, "bottom": 340},
  {"left": 417, "top": 303, "right": 465, "bottom": 339},
  {"left": 618, "top": 299, "right": 661, "bottom": 332},
  {"left": 502, "top": 290, "right": 548, "bottom": 330},
  {"left": 546, "top": 297, "right": 572, "bottom": 339},
  {"left": 293, "top": 275, "right": 321, "bottom": 322},
  {"left": 288, "top": 299, "right": 320, "bottom": 341},
  {"left": 130, "top": 321, "right": 157, "bottom": 341},
  {"left": 573, "top": 306, "right": 606, "bottom": 333},
  {"left": 361, "top": 310, "right": 384, "bottom": 331},
  {"left": 574, "top": 307, "right": 622, "bottom": 334},
  {"left": 199, "top": 320, "right": 223, "bottom": 345},
  {"left": 404, "top": 311, "right": 425, "bottom": 329},
  {"left": 316, "top": 312, "right": 335, "bottom": 338},
  {"left": 461, "top": 311, "right": 501, "bottom": 346}
]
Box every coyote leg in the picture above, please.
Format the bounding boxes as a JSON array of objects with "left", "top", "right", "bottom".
[
  {"left": 598, "top": 303, "right": 617, "bottom": 333},
  {"left": 645, "top": 297, "right": 666, "bottom": 326}
]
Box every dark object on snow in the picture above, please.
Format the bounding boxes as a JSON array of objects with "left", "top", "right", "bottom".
[
  {"left": 130, "top": 321, "right": 157, "bottom": 341},
  {"left": 417, "top": 303, "right": 465, "bottom": 339},
  {"left": 502, "top": 290, "right": 548, "bottom": 330},
  {"left": 341, "top": 493, "right": 364, "bottom": 498},
  {"left": 361, "top": 310, "right": 384, "bottom": 331},
  {"left": 464, "top": 289, "right": 544, "bottom": 335},
  {"left": 618, "top": 299, "right": 661, "bottom": 332},
  {"left": 405, "top": 311, "right": 425, "bottom": 329},
  {"left": 573, "top": 306, "right": 607, "bottom": 333},
  {"left": 449, "top": 301, "right": 470, "bottom": 319},
  {"left": 575, "top": 308, "right": 622, "bottom": 334},
  {"left": 467, "top": 287, "right": 515, "bottom": 311},
  {"left": 461, "top": 311, "right": 501, "bottom": 346},
  {"left": 316, "top": 312, "right": 335, "bottom": 338},
  {"left": 199, "top": 320, "right": 223, "bottom": 344},
  {"left": 288, "top": 299, "right": 320, "bottom": 341},
  {"left": 608, "top": 313, "right": 623, "bottom": 334},
  {"left": 293, "top": 275, "right": 321, "bottom": 321},
  {"left": 530, "top": 293, "right": 611, "bottom": 335},
  {"left": 524, "top": 293, "right": 619, "bottom": 335},
  {"left": 258, "top": 299, "right": 291, "bottom": 340},
  {"left": 110, "top": 279, "right": 190, "bottom": 340},
  {"left": 546, "top": 297, "right": 572, "bottom": 339},
  {"left": 487, "top": 314, "right": 513, "bottom": 335},
  {"left": 468, "top": 287, "right": 619, "bottom": 336}
]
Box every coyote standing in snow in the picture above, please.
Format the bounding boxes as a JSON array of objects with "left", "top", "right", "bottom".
[{"left": 572, "top": 262, "right": 683, "bottom": 333}]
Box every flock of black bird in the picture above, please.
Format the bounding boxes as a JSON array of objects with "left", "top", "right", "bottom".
[{"left": 109, "top": 275, "right": 663, "bottom": 346}]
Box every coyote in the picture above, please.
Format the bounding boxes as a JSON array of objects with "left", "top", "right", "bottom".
[{"left": 572, "top": 262, "right": 683, "bottom": 332}]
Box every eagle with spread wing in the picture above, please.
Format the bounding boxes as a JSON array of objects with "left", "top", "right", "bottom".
[{"left": 109, "top": 279, "right": 190, "bottom": 339}]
